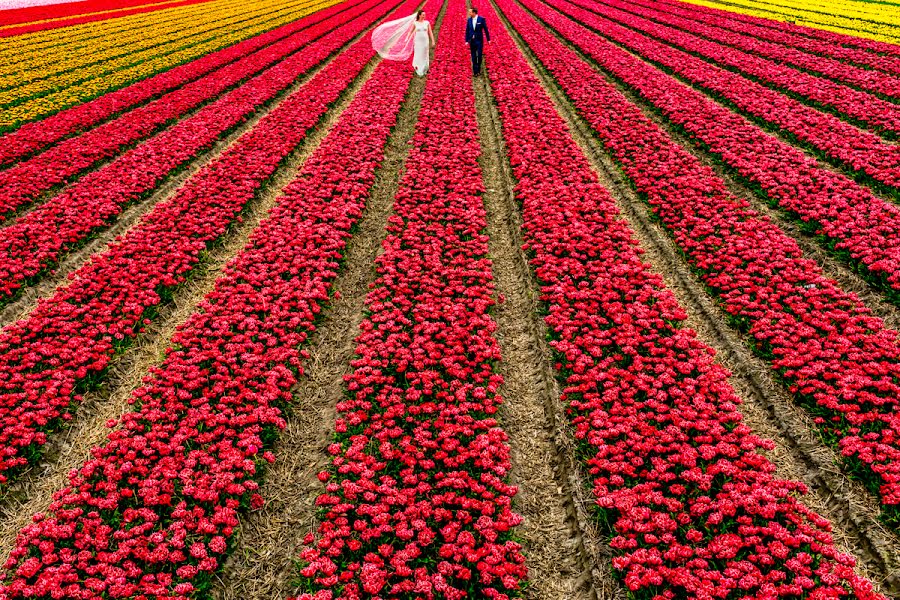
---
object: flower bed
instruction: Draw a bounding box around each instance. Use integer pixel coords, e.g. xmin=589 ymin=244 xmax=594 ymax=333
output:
xmin=0 ymin=0 xmax=206 ymax=32
xmin=0 ymin=0 xmax=342 ymax=166
xmin=557 ymin=0 xmax=900 ymax=190
xmin=507 ymin=0 xmax=900 ymax=528
xmin=0 ymin=7 xmax=421 ymax=595
xmin=484 ymin=0 xmax=885 ymax=596
xmin=538 ymin=0 xmax=900 ymax=302
xmin=0 ymin=0 xmax=344 ymax=129
xmin=0 ymin=0 xmax=393 ymax=304
xmin=625 ymin=0 xmax=900 ymax=76
xmin=601 ymin=0 xmax=900 ymax=101
xmin=293 ymin=1 xmax=527 ymax=597
xmin=577 ymin=0 xmax=900 ymax=144
xmin=0 ymin=2 xmax=396 ymax=486
xmin=0 ymin=0 xmax=368 ymax=221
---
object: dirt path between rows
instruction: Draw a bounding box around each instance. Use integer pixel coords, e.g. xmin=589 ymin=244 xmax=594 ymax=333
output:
xmin=0 ymin=42 xmax=386 ymax=569
xmin=473 ymin=54 xmax=624 ymax=600
xmin=494 ymin=0 xmax=900 ymax=594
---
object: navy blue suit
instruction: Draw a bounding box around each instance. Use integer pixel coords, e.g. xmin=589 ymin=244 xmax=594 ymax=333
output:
xmin=465 ymin=15 xmax=489 ymax=75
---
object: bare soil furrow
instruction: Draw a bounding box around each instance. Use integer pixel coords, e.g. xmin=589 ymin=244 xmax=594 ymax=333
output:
xmin=213 ymin=47 xmax=435 ymax=600
xmin=473 ymin=69 xmax=617 ymax=600
xmin=0 ymin=46 xmax=383 ymax=566
xmin=495 ymin=0 xmax=900 ymax=594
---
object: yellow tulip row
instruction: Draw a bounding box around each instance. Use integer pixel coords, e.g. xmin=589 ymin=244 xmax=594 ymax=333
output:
xmin=0 ymin=0 xmax=314 ymax=93
xmin=682 ymin=0 xmax=900 ymax=44
xmin=1 ymin=0 xmax=333 ymax=129
xmin=0 ymin=0 xmax=193 ymax=32
xmin=4 ymin=0 xmax=233 ymax=55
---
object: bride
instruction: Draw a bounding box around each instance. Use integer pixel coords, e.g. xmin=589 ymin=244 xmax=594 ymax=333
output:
xmin=371 ymin=10 xmax=436 ymax=76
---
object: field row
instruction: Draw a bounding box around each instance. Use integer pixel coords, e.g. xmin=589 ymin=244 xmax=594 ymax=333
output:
xmin=2 ymin=0 xmax=900 ymax=597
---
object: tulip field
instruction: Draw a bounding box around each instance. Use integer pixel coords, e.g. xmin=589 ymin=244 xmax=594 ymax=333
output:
xmin=4 ymin=0 xmax=900 ymax=597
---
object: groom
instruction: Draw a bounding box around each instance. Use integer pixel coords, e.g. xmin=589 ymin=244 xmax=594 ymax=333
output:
xmin=465 ymin=7 xmax=490 ymax=76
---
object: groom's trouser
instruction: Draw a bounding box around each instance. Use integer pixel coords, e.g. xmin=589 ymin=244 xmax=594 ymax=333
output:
xmin=470 ymin=41 xmax=483 ymax=75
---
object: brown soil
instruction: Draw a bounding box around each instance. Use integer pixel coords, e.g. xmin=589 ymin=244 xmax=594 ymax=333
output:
xmin=473 ymin=69 xmax=619 ymax=600
xmin=0 ymin=41 xmax=384 ymax=569
xmin=493 ymin=0 xmax=900 ymax=594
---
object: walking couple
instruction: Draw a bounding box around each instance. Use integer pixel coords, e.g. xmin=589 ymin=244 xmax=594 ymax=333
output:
xmin=371 ymin=6 xmax=490 ymax=76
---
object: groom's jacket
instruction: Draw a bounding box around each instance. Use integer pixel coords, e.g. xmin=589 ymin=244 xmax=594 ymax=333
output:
xmin=465 ymin=16 xmax=489 ymax=46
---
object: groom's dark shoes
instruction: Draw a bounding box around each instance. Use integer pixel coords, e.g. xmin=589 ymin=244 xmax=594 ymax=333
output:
xmin=465 ymin=11 xmax=490 ymax=76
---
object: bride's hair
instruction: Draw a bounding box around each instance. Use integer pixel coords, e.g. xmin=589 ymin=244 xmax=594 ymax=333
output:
xmin=416 ymin=9 xmax=426 ymax=19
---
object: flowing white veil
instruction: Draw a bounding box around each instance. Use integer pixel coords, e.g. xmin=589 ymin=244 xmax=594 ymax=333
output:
xmin=371 ymin=14 xmax=417 ymax=61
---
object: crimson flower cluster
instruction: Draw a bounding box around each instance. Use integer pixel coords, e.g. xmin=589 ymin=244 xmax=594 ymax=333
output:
xmin=636 ymin=0 xmax=900 ymax=76
xmin=0 ymin=10 xmax=393 ymax=485
xmin=0 ymin=0 xmax=210 ymax=39
xmin=511 ymin=0 xmax=900 ymax=527
xmin=571 ymin=0 xmax=900 ymax=179
xmin=0 ymin=0 xmax=372 ymax=221
xmin=486 ymin=1 xmax=882 ymax=597
xmin=293 ymin=2 xmax=526 ymax=597
xmin=538 ymin=0 xmax=900 ymax=299
xmin=0 ymin=5 xmax=421 ymax=592
xmin=0 ymin=0 xmax=392 ymax=304
xmin=0 ymin=0 xmax=353 ymax=164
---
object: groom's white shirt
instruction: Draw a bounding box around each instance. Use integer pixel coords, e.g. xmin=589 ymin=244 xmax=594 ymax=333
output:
xmin=471 ymin=16 xmax=478 ymax=30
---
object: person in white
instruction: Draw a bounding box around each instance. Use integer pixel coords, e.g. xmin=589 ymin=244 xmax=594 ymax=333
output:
xmin=371 ymin=10 xmax=435 ymax=77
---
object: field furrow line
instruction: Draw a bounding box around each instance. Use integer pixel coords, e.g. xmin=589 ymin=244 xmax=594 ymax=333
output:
xmin=473 ymin=66 xmax=611 ymax=600
xmin=292 ymin=2 xmax=528 ymax=595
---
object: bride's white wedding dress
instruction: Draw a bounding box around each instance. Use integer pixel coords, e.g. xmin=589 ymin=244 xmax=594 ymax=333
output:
xmin=371 ymin=14 xmax=432 ymax=74
xmin=412 ymin=21 xmax=430 ymax=76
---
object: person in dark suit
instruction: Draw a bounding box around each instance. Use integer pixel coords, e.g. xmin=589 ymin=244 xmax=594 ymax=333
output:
xmin=465 ymin=7 xmax=490 ymax=76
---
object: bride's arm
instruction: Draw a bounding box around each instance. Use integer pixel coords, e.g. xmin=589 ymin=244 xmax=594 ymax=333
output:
xmin=429 ymin=22 xmax=435 ymax=47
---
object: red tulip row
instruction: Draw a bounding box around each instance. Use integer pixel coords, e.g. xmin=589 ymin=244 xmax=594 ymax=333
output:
xmin=624 ymin=0 xmax=900 ymax=76
xmin=0 ymin=0 xmax=370 ymax=221
xmin=557 ymin=0 xmax=900 ymax=192
xmin=576 ymin=0 xmax=900 ymax=144
xmin=660 ymin=0 xmax=900 ymax=59
xmin=0 ymin=6 xmax=392 ymax=486
xmin=536 ymin=0 xmax=900 ymax=302
xmin=508 ymin=0 xmax=900 ymax=526
xmin=293 ymin=1 xmax=527 ymax=598
xmin=0 ymin=0 xmax=345 ymax=164
xmin=0 ymin=9 xmax=420 ymax=595
xmin=485 ymin=2 xmax=884 ymax=596
xmin=597 ymin=1 xmax=900 ymax=101
xmin=0 ymin=0 xmax=396 ymax=306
